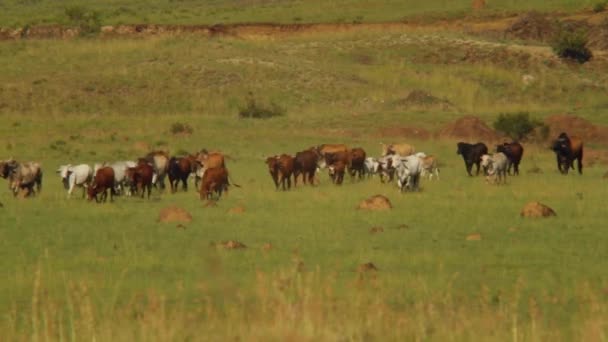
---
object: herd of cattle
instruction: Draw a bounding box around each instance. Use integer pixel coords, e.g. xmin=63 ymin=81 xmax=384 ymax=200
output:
xmin=0 ymin=132 xmax=585 ymax=202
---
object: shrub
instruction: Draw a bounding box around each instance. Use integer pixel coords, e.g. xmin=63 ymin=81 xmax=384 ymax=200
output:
xmin=238 ymin=94 xmax=285 ymax=119
xmin=493 ymin=112 xmax=546 ymax=141
xmin=593 ymin=1 xmax=607 ymax=13
xmin=551 ymin=28 xmax=592 ymax=63
xmin=170 ymin=122 xmax=193 ymax=135
xmin=65 ymin=6 xmax=101 ymax=36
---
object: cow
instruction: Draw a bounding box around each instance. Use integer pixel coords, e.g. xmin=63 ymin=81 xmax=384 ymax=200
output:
xmin=377 ymin=155 xmax=395 ymax=183
xmin=380 ymin=143 xmax=415 ymax=157
xmin=318 ymin=150 xmax=350 ymax=170
xmin=348 ymin=147 xmax=366 ymax=180
xmin=145 ymin=151 xmax=170 ymax=190
xmin=88 ymin=167 xmax=115 ymax=203
xmin=392 ymin=155 xmax=423 ymax=192
xmin=195 ymin=150 xmax=226 ymax=188
xmin=57 ymin=164 xmax=93 ymax=198
xmin=496 ymin=142 xmax=524 ymax=175
xmin=276 ymin=154 xmax=295 ymax=190
xmin=328 ymin=160 xmax=347 ymax=185
xmin=199 ymin=167 xmax=240 ymax=200
xmin=312 ymin=144 xmax=349 ymax=160
xmin=125 ymin=162 xmax=154 ymax=199
xmin=480 ymin=153 xmax=509 ymax=184
xmin=552 ymin=133 xmax=583 ymax=175
xmin=364 ymin=157 xmax=380 ymax=178
xmin=415 ymin=152 xmax=440 ymax=180
xmin=1 ymin=160 xmax=43 ymax=197
xmin=265 ymin=156 xmax=280 ymax=189
xmin=168 ymin=156 xmax=193 ymax=192
xmin=294 ymin=150 xmax=318 ymax=186
xmin=95 ymin=161 xmax=137 ymax=196
xmin=457 ymin=142 xmax=488 ymax=176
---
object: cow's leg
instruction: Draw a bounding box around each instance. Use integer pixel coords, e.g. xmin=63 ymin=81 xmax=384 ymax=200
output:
xmin=577 ymin=156 xmax=583 ymax=175
xmin=287 ymin=175 xmax=292 ymax=190
xmin=183 ymin=177 xmax=188 ymax=192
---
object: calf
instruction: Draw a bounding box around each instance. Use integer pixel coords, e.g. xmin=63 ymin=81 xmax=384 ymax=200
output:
xmin=168 ymin=156 xmax=193 ymax=192
xmin=349 ymin=147 xmax=366 ymax=180
xmin=496 ymin=142 xmax=524 ymax=175
xmin=415 ymin=152 xmax=440 ymax=180
xmin=57 ymin=164 xmax=92 ymax=198
xmin=457 ymin=142 xmax=488 ymax=176
xmin=125 ymin=162 xmax=154 ymax=199
xmin=328 ymin=160 xmax=347 ymax=185
xmin=294 ymin=150 xmax=318 ymax=186
xmin=481 ymin=153 xmax=509 ymax=184
xmin=552 ymin=133 xmax=583 ymax=175
xmin=277 ymin=154 xmax=295 ymax=190
xmin=88 ymin=167 xmax=115 ymax=203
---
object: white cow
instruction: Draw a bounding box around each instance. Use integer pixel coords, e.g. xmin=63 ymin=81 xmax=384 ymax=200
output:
xmin=363 ymin=157 xmax=380 ymax=177
xmin=481 ymin=153 xmax=508 ymax=184
xmin=415 ymin=152 xmax=440 ymax=180
xmin=392 ymin=155 xmax=423 ymax=192
xmin=57 ymin=164 xmax=93 ymax=198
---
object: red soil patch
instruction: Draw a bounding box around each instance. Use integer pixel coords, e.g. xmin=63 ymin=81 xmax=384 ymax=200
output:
xmin=521 ymin=202 xmax=556 ymax=218
xmin=544 ymin=115 xmax=608 ymax=145
xmin=583 ymin=148 xmax=608 ymax=167
xmin=504 ymin=12 xmax=558 ymax=42
xmin=437 ymin=115 xmax=504 ymax=142
xmin=158 ymin=206 xmax=193 ymax=223
xmin=357 ymin=195 xmax=392 ymax=211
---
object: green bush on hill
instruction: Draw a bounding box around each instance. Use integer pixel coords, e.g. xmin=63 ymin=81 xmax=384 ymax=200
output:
xmin=551 ymin=28 xmax=593 ymax=63
xmin=493 ymin=112 xmax=547 ymax=141
xmin=65 ymin=6 xmax=101 ymax=36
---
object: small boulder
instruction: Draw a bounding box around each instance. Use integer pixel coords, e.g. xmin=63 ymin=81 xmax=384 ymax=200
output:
xmin=158 ymin=206 xmax=193 ymax=223
xmin=521 ymin=202 xmax=556 ymax=218
xmin=357 ymin=195 xmax=392 ymax=211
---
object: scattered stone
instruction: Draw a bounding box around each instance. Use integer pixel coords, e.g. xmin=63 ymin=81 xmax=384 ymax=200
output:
xmin=357 ymin=195 xmax=392 ymax=211
xmin=158 ymin=206 xmax=193 ymax=223
xmin=521 ymin=202 xmax=556 ymax=218
xmin=466 ymin=233 xmax=482 ymax=241
xmin=369 ymin=226 xmax=384 ymax=234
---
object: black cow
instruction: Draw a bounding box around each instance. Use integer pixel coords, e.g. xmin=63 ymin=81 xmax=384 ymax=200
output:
xmin=552 ymin=132 xmax=583 ymax=175
xmin=457 ymin=142 xmax=488 ymax=176
xmin=496 ymin=142 xmax=524 ymax=175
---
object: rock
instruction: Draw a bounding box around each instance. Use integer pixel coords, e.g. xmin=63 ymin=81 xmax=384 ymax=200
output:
xmin=158 ymin=206 xmax=193 ymax=223
xmin=357 ymin=195 xmax=392 ymax=211
xmin=520 ymin=202 xmax=556 ymax=218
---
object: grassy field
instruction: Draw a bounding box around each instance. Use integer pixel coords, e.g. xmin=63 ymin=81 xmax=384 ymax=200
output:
xmin=0 ymin=0 xmax=603 ymax=27
xmin=1 ymin=24 xmax=608 ymax=340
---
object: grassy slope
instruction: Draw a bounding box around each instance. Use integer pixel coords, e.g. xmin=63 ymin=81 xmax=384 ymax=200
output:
xmin=0 ymin=0 xmax=600 ymax=27
xmin=1 ymin=26 xmax=608 ymax=340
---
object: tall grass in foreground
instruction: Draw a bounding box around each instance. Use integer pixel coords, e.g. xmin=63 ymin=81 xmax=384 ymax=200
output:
xmin=4 ymin=264 xmax=608 ymax=341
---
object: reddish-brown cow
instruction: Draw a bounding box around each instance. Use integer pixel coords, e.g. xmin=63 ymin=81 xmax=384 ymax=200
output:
xmin=168 ymin=156 xmax=193 ymax=192
xmin=126 ymin=162 xmax=154 ymax=199
xmin=88 ymin=167 xmax=115 ymax=203
xmin=199 ymin=167 xmax=239 ymax=200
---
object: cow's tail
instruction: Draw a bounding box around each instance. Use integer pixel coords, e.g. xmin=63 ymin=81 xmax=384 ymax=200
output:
xmin=227 ymin=174 xmax=241 ymax=188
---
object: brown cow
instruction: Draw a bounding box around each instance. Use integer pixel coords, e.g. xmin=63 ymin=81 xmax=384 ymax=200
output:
xmin=88 ymin=167 xmax=115 ymax=203
xmin=126 ymin=162 xmax=154 ymax=199
xmin=168 ymin=156 xmax=193 ymax=192
xmin=348 ymin=147 xmax=366 ymax=180
xmin=314 ymin=144 xmax=349 ymax=158
xmin=145 ymin=150 xmax=170 ymax=190
xmin=294 ymin=150 xmax=318 ymax=186
xmin=277 ymin=154 xmax=295 ymax=190
xmin=552 ymin=133 xmax=583 ymax=174
xmin=265 ymin=156 xmax=280 ymax=189
xmin=195 ymin=150 xmax=226 ymax=188
xmin=328 ymin=160 xmax=346 ymax=185
xmin=199 ymin=167 xmax=239 ymax=200
xmin=381 ymin=143 xmax=415 ymax=157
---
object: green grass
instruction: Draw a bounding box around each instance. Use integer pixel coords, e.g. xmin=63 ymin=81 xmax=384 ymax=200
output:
xmin=0 ymin=0 xmax=601 ymax=27
xmin=1 ymin=28 xmax=608 ymax=340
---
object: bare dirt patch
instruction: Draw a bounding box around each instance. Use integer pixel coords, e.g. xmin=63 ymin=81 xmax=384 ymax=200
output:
xmin=583 ymin=148 xmax=608 ymax=167
xmin=357 ymin=195 xmax=392 ymax=211
xmin=376 ymin=126 xmax=432 ymax=140
xmin=437 ymin=115 xmax=504 ymax=142
xmin=544 ymin=115 xmax=608 ymax=145
xmin=213 ymin=240 xmax=247 ymax=249
xmin=369 ymin=226 xmax=384 ymax=234
xmin=228 ymin=206 xmax=246 ymax=214
xmin=505 ymin=12 xmax=558 ymax=42
xmin=521 ymin=202 xmax=556 ymax=218
xmin=158 ymin=206 xmax=193 ymax=223
xmin=466 ymin=233 xmax=482 ymax=241
xmin=357 ymin=262 xmax=378 ymax=273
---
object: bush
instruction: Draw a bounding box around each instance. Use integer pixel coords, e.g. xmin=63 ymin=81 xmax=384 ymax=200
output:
xmin=65 ymin=6 xmax=101 ymax=36
xmin=493 ymin=112 xmax=546 ymax=141
xmin=238 ymin=94 xmax=285 ymax=119
xmin=593 ymin=1 xmax=607 ymax=13
xmin=170 ymin=122 xmax=193 ymax=135
xmin=551 ymin=28 xmax=592 ymax=63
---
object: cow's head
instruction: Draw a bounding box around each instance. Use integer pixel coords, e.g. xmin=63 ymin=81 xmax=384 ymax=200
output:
xmin=87 ymin=183 xmax=98 ymax=201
